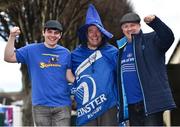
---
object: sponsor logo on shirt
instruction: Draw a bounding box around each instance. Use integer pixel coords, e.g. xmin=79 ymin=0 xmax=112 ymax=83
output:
xmin=39 ymin=53 xmax=61 ymax=68
xmin=40 ymin=62 xmax=61 ymax=68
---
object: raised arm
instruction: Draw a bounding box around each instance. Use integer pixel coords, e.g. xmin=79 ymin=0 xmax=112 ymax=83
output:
xmin=4 ymin=26 xmax=21 ymax=63
xmin=144 ymin=15 xmax=174 ymax=51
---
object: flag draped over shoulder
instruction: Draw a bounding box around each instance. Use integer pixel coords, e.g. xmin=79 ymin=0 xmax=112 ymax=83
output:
xmin=71 ymin=45 xmax=118 ymax=125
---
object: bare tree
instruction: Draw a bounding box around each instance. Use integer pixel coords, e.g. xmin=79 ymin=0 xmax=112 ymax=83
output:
xmin=0 ymin=0 xmax=132 ymax=125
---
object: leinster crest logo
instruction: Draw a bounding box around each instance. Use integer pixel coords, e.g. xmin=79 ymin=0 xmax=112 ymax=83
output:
xmin=76 ymin=75 xmax=96 ymax=105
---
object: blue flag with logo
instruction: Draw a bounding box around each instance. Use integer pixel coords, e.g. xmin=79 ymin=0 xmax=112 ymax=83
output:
xmin=71 ymin=45 xmax=118 ymax=125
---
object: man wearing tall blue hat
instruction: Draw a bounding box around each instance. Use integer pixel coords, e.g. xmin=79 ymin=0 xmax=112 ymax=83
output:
xmin=71 ymin=4 xmax=127 ymax=126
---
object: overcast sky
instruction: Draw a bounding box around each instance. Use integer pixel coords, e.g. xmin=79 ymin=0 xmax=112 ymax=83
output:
xmin=0 ymin=42 xmax=22 ymax=92
xmin=0 ymin=0 xmax=180 ymax=92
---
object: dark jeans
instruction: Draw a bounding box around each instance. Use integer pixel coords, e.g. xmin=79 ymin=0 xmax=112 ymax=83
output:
xmin=32 ymin=105 xmax=71 ymax=126
xmin=82 ymin=106 xmax=118 ymax=126
xmin=128 ymin=101 xmax=163 ymax=126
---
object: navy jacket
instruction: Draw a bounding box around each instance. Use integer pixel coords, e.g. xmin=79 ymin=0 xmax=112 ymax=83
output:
xmin=118 ymin=16 xmax=176 ymax=116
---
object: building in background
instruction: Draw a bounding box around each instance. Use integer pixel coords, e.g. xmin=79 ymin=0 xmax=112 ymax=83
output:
xmin=0 ymin=92 xmax=23 ymax=126
xmin=167 ymin=41 xmax=180 ymax=126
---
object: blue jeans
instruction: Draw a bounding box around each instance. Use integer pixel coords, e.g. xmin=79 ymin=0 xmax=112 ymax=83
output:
xmin=128 ymin=101 xmax=163 ymax=126
xmin=32 ymin=105 xmax=71 ymax=126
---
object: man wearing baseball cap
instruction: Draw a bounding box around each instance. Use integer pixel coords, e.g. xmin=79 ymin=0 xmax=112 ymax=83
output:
xmin=116 ymin=12 xmax=176 ymax=126
xmin=4 ymin=20 xmax=74 ymax=126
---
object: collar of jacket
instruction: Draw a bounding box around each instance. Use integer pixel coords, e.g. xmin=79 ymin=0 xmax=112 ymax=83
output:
xmin=116 ymin=37 xmax=128 ymax=49
xmin=116 ymin=30 xmax=143 ymax=49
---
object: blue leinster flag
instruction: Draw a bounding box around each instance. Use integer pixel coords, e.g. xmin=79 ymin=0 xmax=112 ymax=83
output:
xmin=72 ymin=50 xmax=118 ymax=125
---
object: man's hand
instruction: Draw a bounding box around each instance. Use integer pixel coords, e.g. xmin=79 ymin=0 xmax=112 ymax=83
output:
xmin=10 ymin=26 xmax=21 ymax=37
xmin=144 ymin=15 xmax=155 ymax=24
xmin=4 ymin=26 xmax=20 ymax=63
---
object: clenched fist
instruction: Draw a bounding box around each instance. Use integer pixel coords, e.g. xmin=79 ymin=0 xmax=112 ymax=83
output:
xmin=144 ymin=15 xmax=155 ymax=24
xmin=10 ymin=26 xmax=21 ymax=37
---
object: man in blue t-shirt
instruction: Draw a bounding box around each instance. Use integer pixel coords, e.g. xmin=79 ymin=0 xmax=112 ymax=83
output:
xmin=4 ymin=20 xmax=74 ymax=126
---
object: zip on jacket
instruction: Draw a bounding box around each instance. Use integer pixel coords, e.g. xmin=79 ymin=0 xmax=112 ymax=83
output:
xmin=132 ymin=35 xmax=148 ymax=116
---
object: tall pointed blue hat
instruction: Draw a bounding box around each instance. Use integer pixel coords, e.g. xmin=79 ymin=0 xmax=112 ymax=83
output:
xmin=78 ymin=4 xmax=113 ymax=42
